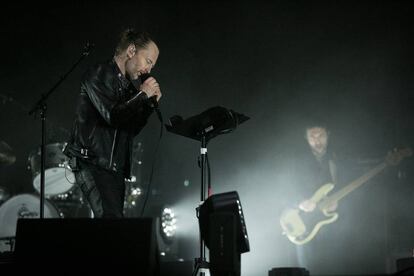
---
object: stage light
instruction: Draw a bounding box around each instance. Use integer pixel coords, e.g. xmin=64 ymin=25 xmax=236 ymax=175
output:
xmin=125 ymin=186 xmax=142 ymax=208
xmin=131 ymin=187 xmax=142 ymax=196
xmin=160 ymin=207 xmax=177 ymax=242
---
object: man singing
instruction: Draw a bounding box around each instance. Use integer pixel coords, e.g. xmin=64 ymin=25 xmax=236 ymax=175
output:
xmin=64 ymin=28 xmax=161 ymax=218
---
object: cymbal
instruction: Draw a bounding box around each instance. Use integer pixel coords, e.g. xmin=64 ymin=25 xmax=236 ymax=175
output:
xmin=0 ymin=140 xmax=16 ymax=165
xmin=0 ymin=186 xmax=10 ymax=202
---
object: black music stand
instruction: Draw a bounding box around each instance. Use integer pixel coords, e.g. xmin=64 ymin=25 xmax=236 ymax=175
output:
xmin=165 ymin=106 xmax=249 ymax=276
xmin=28 ymin=43 xmax=93 ymax=218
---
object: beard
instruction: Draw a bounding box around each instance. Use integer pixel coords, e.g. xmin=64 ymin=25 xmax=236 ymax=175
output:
xmin=311 ymin=145 xmax=327 ymax=161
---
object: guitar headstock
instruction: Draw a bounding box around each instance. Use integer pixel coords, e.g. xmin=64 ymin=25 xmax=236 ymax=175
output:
xmin=385 ymin=148 xmax=413 ymax=166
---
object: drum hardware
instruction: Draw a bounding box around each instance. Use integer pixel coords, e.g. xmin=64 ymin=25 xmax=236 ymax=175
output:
xmin=0 ymin=140 xmax=16 ymax=166
xmin=27 ymin=143 xmax=76 ymax=197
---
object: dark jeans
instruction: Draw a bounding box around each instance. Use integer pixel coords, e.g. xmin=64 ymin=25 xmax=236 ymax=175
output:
xmin=74 ymin=160 xmax=125 ymax=218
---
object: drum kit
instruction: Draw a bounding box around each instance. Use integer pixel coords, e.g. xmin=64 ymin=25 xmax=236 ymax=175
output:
xmin=0 ymin=140 xmax=91 ymax=250
xmin=0 ymin=138 xmax=144 ymax=250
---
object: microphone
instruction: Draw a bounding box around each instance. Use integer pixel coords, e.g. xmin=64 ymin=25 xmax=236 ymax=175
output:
xmin=139 ymin=73 xmax=152 ymax=84
xmin=139 ymin=73 xmax=163 ymax=122
xmin=139 ymin=73 xmax=159 ymax=108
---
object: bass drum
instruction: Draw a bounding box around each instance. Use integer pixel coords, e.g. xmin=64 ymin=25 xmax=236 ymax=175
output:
xmin=0 ymin=194 xmax=60 ymax=238
xmin=28 ymin=143 xmax=75 ymax=196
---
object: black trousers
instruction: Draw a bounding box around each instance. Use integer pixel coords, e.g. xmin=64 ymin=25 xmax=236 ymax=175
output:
xmin=74 ymin=160 xmax=125 ymax=218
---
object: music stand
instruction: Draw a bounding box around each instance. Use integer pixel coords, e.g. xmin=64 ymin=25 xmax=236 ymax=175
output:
xmin=165 ymin=106 xmax=249 ymax=276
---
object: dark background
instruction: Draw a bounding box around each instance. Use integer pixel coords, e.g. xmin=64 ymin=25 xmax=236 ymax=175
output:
xmin=1 ymin=1 xmax=414 ymax=275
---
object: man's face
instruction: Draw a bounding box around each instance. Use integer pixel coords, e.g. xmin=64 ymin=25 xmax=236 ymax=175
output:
xmin=306 ymin=127 xmax=329 ymax=157
xmin=126 ymin=41 xmax=159 ymax=80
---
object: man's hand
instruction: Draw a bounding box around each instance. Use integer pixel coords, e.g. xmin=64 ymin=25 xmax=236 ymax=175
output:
xmin=299 ymin=199 xmax=316 ymax=212
xmin=140 ymin=77 xmax=162 ymax=101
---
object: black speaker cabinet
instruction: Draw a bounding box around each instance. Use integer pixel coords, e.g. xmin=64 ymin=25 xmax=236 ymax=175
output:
xmin=209 ymin=213 xmax=240 ymax=276
xmin=14 ymin=218 xmax=159 ymax=275
xmin=397 ymin=257 xmax=414 ymax=275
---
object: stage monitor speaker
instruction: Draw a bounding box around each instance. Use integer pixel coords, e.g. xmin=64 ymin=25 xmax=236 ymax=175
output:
xmin=14 ymin=218 xmax=159 ymax=275
xmin=209 ymin=213 xmax=240 ymax=276
xmin=396 ymin=257 xmax=414 ymax=275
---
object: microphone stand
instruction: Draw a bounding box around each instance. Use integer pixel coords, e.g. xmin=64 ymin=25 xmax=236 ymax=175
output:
xmin=28 ymin=42 xmax=94 ymax=218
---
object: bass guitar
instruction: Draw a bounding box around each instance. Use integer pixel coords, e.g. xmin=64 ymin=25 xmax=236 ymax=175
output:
xmin=279 ymin=148 xmax=412 ymax=245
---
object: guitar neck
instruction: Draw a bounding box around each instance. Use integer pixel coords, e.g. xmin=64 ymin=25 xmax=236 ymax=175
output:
xmin=321 ymin=161 xmax=388 ymax=208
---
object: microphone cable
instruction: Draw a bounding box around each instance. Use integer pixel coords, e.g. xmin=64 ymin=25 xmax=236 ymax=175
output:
xmin=140 ymin=101 xmax=164 ymax=217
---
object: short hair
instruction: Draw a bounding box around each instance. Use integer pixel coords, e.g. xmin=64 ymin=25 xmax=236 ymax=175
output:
xmin=305 ymin=124 xmax=328 ymax=132
xmin=304 ymin=120 xmax=330 ymax=138
xmin=115 ymin=28 xmax=154 ymax=56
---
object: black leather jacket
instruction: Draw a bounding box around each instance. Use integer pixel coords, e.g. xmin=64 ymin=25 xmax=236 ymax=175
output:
xmin=64 ymin=59 xmax=153 ymax=177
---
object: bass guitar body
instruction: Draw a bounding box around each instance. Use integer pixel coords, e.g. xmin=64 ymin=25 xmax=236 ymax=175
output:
xmin=280 ymin=183 xmax=338 ymax=245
